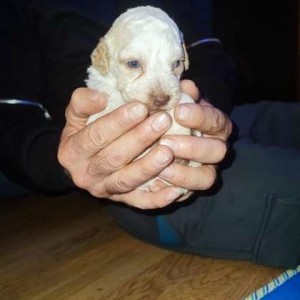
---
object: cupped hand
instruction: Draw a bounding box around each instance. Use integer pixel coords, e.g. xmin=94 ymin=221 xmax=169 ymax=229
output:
xmin=58 ymin=88 xmax=184 ymax=209
xmin=158 ymin=80 xmax=232 ymax=199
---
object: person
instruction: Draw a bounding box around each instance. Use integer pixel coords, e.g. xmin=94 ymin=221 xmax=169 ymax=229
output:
xmin=1 ymin=0 xmax=299 ymax=268
xmin=0 ymin=0 xmax=235 ymax=201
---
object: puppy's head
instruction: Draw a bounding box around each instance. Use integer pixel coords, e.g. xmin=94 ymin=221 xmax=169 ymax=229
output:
xmin=91 ymin=6 xmax=189 ymax=112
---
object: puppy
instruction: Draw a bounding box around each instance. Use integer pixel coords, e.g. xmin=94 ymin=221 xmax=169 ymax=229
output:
xmin=86 ymin=6 xmax=201 ymax=194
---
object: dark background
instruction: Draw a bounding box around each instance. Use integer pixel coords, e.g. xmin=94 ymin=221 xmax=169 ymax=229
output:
xmin=0 ymin=0 xmax=299 ymax=107
xmin=214 ymin=0 xmax=299 ymax=104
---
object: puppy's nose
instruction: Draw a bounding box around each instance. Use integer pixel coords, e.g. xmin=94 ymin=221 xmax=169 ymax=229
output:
xmin=152 ymin=94 xmax=170 ymax=107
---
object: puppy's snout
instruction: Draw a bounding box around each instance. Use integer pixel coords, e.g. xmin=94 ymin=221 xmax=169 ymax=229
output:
xmin=151 ymin=93 xmax=170 ymax=107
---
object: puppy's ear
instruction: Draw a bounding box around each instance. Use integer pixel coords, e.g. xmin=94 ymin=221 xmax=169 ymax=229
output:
xmin=91 ymin=38 xmax=110 ymax=76
xmin=183 ymin=43 xmax=189 ymax=70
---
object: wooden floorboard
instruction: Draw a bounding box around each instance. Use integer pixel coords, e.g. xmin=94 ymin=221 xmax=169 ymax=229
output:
xmin=0 ymin=192 xmax=282 ymax=300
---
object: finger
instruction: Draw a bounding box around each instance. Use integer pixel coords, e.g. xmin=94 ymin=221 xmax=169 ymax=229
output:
xmin=174 ymin=101 xmax=232 ymax=140
xmin=102 ymin=145 xmax=174 ymax=194
xmin=176 ymin=191 xmax=194 ymax=202
xmin=199 ymin=100 xmax=232 ymax=138
xmin=64 ymin=88 xmax=108 ymax=134
xmin=110 ymin=187 xmax=185 ymax=209
xmin=160 ymin=135 xmax=227 ymax=164
xmin=159 ymin=163 xmax=217 ymax=191
xmin=180 ymin=80 xmax=200 ymax=100
xmin=147 ymin=178 xmax=170 ymax=192
xmin=64 ymin=101 xmax=149 ymax=162
xmin=89 ymin=112 xmax=172 ymax=174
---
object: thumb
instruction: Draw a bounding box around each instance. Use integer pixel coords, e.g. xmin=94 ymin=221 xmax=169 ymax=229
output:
xmin=64 ymin=88 xmax=107 ymax=134
xmin=180 ymin=79 xmax=200 ymax=101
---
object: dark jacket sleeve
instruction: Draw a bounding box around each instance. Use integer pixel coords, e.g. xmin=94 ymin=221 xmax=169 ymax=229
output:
xmin=0 ymin=0 xmax=107 ymax=193
xmin=0 ymin=104 xmax=73 ymax=193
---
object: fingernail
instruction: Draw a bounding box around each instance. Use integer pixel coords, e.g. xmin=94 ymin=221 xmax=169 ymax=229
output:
xmin=159 ymin=166 xmax=173 ymax=178
xmin=151 ymin=113 xmax=171 ymax=132
xmin=159 ymin=138 xmax=178 ymax=151
xmin=129 ymin=103 xmax=147 ymax=120
xmin=177 ymin=105 xmax=191 ymax=121
xmin=155 ymin=149 xmax=172 ymax=165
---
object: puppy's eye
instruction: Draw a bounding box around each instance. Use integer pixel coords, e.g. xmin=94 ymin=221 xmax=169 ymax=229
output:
xmin=127 ymin=60 xmax=141 ymax=68
xmin=172 ymin=60 xmax=182 ymax=69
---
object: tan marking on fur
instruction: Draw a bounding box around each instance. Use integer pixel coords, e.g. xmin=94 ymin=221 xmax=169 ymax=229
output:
xmin=91 ymin=38 xmax=110 ymax=75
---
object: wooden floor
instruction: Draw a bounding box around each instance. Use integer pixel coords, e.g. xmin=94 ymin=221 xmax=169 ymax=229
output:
xmin=0 ymin=192 xmax=283 ymax=300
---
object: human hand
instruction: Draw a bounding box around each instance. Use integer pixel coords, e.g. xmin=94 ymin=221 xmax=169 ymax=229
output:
xmin=58 ymin=88 xmax=184 ymax=209
xmin=158 ymin=80 xmax=232 ymax=200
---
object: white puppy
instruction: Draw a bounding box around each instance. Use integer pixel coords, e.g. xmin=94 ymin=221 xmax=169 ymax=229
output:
xmin=86 ymin=6 xmax=200 ymax=194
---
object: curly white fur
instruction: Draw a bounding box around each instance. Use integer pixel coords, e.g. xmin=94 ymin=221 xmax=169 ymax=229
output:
xmin=86 ymin=6 xmax=201 ymax=194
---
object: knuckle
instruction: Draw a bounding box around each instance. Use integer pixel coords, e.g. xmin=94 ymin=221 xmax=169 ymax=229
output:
xmin=203 ymin=107 xmax=225 ymax=134
xmin=70 ymin=166 xmax=100 ymax=191
xmin=116 ymin=177 xmax=133 ymax=192
xmin=57 ymin=141 xmax=76 ymax=168
xmin=103 ymin=149 xmax=126 ymax=169
xmin=89 ymin=155 xmax=131 ymax=184
xmin=71 ymin=172 xmax=90 ymax=190
xmin=212 ymin=109 xmax=225 ymax=131
xmin=107 ymin=176 xmax=134 ymax=194
xmin=89 ymin=151 xmax=125 ymax=175
xmin=215 ymin=106 xmax=223 ymax=120
xmin=86 ymin=156 xmax=108 ymax=177
xmin=87 ymin=123 xmax=106 ymax=149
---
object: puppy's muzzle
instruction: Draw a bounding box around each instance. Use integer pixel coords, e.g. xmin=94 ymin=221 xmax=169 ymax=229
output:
xmin=149 ymin=93 xmax=170 ymax=109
